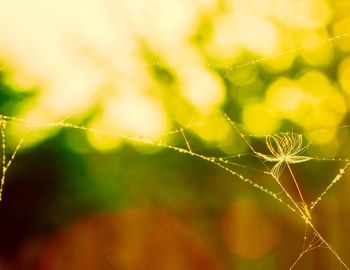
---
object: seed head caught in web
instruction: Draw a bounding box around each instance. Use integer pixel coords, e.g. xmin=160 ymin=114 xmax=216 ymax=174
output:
xmin=257 ymin=133 xmax=312 ymax=178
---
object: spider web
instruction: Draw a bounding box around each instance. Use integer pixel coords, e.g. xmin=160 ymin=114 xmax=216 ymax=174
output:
xmin=1 ymin=30 xmax=350 ymax=269
xmin=1 ymin=113 xmax=350 ymax=269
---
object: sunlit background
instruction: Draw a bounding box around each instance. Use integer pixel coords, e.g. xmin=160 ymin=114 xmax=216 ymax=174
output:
xmin=0 ymin=0 xmax=350 ymax=269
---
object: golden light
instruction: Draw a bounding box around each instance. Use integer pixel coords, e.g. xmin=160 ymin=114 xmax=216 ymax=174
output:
xmin=208 ymin=10 xmax=279 ymax=63
xmin=298 ymin=70 xmax=333 ymax=104
xmin=306 ymin=130 xmax=338 ymax=151
xmin=206 ymin=13 xmax=242 ymax=64
xmin=333 ymin=16 xmax=350 ymax=51
xmin=299 ymin=30 xmax=333 ymax=67
xmin=191 ymin=112 xmax=231 ymax=143
xmin=242 ymin=102 xmax=280 ymax=135
xmin=265 ymin=78 xmax=305 ymax=117
xmin=0 ymin=0 xmax=201 ymax=138
xmin=234 ymin=15 xmax=279 ymax=55
xmin=228 ymin=0 xmax=272 ymax=18
xmin=313 ymin=94 xmax=347 ymax=128
xmin=179 ymin=66 xmax=225 ymax=114
xmin=105 ymin=93 xmax=168 ymax=137
xmin=297 ymin=71 xmax=347 ymax=144
xmin=87 ymin=93 xmax=168 ymax=151
xmin=262 ymin=32 xmax=297 ymax=72
xmin=0 ymin=0 xmax=347 ymax=151
xmin=227 ymin=65 xmax=258 ymax=86
xmin=86 ymin=118 xmax=123 ymax=152
xmin=338 ymin=56 xmax=350 ymax=94
xmin=272 ymin=0 xmax=332 ymax=30
xmin=120 ymin=0 xmax=199 ymax=43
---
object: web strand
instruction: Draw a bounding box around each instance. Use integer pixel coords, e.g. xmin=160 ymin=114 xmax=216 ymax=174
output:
xmin=310 ymin=161 xmax=350 ymax=211
xmin=223 ymin=113 xmax=349 ymax=269
xmin=0 ymin=10 xmax=350 ymax=270
xmin=214 ymin=32 xmax=349 ymax=78
xmin=0 ymin=120 xmax=26 ymax=201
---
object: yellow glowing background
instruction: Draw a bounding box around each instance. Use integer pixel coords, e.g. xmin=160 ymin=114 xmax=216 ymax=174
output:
xmin=0 ymin=0 xmax=350 ymax=269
